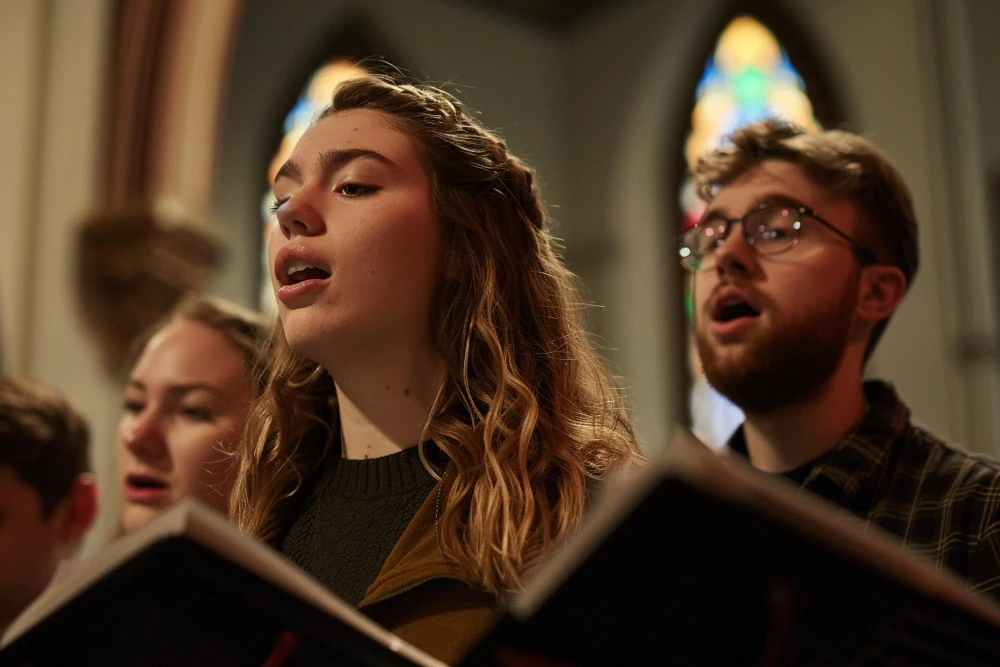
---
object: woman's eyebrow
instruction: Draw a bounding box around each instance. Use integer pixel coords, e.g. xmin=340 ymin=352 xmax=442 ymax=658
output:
xmin=273 ymin=148 xmax=400 ymax=189
xmin=273 ymin=159 xmax=302 ymax=187
xmin=316 ymin=148 xmax=401 ymax=176
xmin=166 ymin=383 xmax=224 ymax=397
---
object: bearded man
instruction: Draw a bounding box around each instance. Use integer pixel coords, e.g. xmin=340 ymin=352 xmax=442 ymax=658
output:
xmin=680 ymin=119 xmax=1000 ymax=600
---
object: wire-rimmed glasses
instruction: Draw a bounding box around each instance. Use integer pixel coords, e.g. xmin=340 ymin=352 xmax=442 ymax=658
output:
xmin=677 ymin=203 xmax=877 ymax=272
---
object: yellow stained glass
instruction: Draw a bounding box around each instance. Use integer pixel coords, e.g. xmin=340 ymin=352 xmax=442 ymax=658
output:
xmin=684 ymin=15 xmax=820 ymax=171
xmin=716 ymin=16 xmax=781 ymax=74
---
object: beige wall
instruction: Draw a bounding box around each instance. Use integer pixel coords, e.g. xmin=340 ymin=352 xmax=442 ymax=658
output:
xmin=559 ymin=1 xmax=730 ymax=452
xmin=0 ymin=0 xmax=45 ymax=377
xmin=0 ymin=0 xmax=119 ymax=552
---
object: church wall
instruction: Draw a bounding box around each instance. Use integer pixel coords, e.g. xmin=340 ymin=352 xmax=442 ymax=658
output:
xmin=0 ymin=0 xmax=44 ymax=379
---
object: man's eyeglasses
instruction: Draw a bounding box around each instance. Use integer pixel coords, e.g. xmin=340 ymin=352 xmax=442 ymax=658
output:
xmin=677 ymin=203 xmax=878 ymax=272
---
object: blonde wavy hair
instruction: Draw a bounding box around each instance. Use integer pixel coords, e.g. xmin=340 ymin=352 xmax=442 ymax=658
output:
xmin=230 ymin=74 xmax=641 ymax=594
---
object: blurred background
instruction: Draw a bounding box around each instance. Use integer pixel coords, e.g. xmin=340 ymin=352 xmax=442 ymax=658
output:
xmin=1 ymin=0 xmax=998 ymax=550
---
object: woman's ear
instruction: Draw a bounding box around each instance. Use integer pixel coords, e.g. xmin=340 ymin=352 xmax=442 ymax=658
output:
xmin=856 ymin=264 xmax=907 ymax=323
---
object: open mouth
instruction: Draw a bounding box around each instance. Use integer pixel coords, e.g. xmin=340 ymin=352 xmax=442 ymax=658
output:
xmin=711 ymin=296 xmax=761 ymax=323
xmin=713 ymin=300 xmax=761 ymax=322
xmin=274 ymin=247 xmax=333 ymax=288
xmin=126 ymin=474 xmax=168 ymax=491
xmin=285 ymin=260 xmax=332 ymax=285
xmin=287 ymin=261 xmax=330 ymax=285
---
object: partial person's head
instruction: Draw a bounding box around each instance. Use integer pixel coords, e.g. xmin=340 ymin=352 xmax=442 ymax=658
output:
xmin=0 ymin=378 xmax=95 ymax=629
xmin=680 ymin=119 xmax=917 ymax=414
xmin=117 ymin=295 xmax=269 ymax=533
xmin=237 ymin=73 xmax=639 ymax=593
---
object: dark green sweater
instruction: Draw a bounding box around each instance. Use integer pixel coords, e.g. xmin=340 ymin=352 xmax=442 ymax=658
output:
xmin=280 ymin=445 xmax=439 ymax=607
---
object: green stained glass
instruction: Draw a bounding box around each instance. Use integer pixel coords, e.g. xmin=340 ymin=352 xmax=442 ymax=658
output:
xmin=735 ymin=68 xmax=767 ymax=106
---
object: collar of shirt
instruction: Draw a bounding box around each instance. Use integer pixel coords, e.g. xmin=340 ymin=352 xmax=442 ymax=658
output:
xmin=725 ymin=381 xmax=910 ymax=514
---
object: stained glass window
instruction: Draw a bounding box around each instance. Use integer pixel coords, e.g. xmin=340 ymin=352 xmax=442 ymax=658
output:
xmin=259 ymin=59 xmax=370 ymax=312
xmin=681 ymin=15 xmax=821 ymax=447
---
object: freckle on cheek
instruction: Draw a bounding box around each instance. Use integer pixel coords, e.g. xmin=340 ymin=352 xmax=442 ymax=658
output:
xmin=404 ymin=388 xmax=411 ymax=396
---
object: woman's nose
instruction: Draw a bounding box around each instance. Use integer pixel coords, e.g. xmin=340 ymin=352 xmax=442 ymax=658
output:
xmin=275 ymin=193 xmax=326 ymax=239
xmin=122 ymin=410 xmax=168 ymax=459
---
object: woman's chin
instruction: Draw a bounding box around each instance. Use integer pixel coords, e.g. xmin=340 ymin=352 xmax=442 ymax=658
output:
xmin=121 ymin=502 xmax=169 ymax=534
xmin=282 ymin=328 xmax=338 ymax=368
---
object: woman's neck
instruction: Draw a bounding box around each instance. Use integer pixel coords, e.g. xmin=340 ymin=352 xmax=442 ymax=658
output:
xmin=326 ymin=335 xmax=445 ymax=461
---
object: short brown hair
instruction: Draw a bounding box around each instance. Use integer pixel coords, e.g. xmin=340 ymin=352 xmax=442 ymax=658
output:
xmin=691 ymin=118 xmax=919 ymax=357
xmin=0 ymin=377 xmax=90 ymax=516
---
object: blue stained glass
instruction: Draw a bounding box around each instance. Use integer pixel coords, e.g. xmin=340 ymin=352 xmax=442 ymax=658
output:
xmin=696 ymin=63 xmax=722 ymax=97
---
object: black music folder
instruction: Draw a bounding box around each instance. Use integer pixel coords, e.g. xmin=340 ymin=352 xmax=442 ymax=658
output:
xmin=461 ymin=430 xmax=1000 ymax=666
xmin=0 ymin=500 xmax=443 ymax=667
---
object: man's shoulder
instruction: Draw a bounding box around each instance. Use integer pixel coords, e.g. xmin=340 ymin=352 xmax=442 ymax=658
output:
xmin=863 ymin=380 xmax=1000 ymax=491
xmin=898 ymin=422 xmax=1000 ymax=497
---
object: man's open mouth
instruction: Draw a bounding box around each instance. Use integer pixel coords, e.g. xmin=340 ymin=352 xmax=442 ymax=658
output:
xmin=712 ymin=299 xmax=761 ymax=322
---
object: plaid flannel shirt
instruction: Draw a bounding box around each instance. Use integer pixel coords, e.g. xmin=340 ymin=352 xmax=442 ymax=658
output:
xmin=727 ymin=380 xmax=1000 ymax=600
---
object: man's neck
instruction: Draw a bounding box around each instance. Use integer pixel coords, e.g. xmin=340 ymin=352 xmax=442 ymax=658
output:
xmin=741 ymin=364 xmax=867 ymax=473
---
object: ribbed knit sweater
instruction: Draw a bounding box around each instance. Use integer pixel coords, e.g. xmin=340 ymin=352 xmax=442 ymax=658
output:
xmin=280 ymin=445 xmax=439 ymax=607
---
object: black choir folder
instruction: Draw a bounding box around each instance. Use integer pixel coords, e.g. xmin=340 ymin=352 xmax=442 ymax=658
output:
xmin=461 ymin=430 xmax=1000 ymax=667
xmin=0 ymin=500 xmax=444 ymax=667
